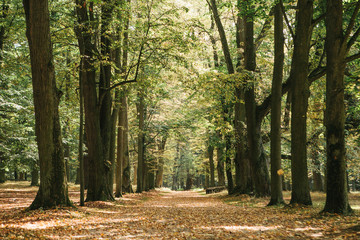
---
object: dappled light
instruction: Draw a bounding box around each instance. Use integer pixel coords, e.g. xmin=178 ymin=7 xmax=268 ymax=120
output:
xmin=1 ymin=184 xmax=360 ymax=239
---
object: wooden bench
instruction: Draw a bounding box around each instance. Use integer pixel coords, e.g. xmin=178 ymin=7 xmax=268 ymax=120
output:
xmin=205 ymin=186 xmax=226 ymax=194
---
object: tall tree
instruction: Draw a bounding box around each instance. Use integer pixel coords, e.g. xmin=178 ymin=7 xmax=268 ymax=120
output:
xmin=289 ymin=0 xmax=313 ymax=206
xmin=208 ymin=0 xmax=235 ymax=193
xmin=23 ymin=0 xmax=71 ymax=209
xmin=268 ymin=1 xmax=285 ymax=206
xmin=136 ymin=91 xmax=146 ymax=193
xmin=323 ymin=0 xmax=360 ymax=214
xmin=75 ymin=0 xmax=114 ymax=201
xmin=242 ymin=0 xmax=270 ymax=197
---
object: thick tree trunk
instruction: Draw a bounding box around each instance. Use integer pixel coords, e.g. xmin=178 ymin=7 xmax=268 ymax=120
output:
xmin=234 ymin=87 xmax=252 ymax=194
xmin=75 ymin=0 xmax=114 ymax=201
xmin=24 ymin=0 xmax=71 ymax=209
xmin=243 ymin=4 xmax=270 ymax=197
xmin=268 ymin=3 xmax=285 ymax=206
xmin=323 ymin=0 xmax=352 ymax=214
xmin=99 ymin=0 xmax=114 ymax=198
xmin=289 ymin=0 xmax=313 ymax=206
xmin=233 ymin=14 xmax=252 ymax=194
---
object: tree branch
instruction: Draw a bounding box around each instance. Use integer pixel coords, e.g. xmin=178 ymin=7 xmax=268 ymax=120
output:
xmin=255 ymin=6 xmax=274 ymax=51
xmin=346 ymin=52 xmax=360 ymax=62
xmin=343 ymin=0 xmax=360 ymax=44
xmin=280 ymin=0 xmax=295 ymax=40
xmin=347 ymin=26 xmax=360 ymax=50
xmin=256 ymin=66 xmax=326 ymax=121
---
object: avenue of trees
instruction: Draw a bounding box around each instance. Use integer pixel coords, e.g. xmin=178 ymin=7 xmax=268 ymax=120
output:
xmin=1 ymin=0 xmax=360 ymax=215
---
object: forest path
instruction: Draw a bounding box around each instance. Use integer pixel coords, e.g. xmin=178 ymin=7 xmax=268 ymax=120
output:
xmin=1 ymin=183 xmax=360 ymax=239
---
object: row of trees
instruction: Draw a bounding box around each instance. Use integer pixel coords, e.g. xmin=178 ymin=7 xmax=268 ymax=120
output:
xmin=201 ymin=0 xmax=359 ymax=214
xmin=1 ymin=0 xmax=360 ymax=215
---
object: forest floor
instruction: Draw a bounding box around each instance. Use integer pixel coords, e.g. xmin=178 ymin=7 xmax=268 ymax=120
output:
xmin=1 ymin=182 xmax=360 ymax=239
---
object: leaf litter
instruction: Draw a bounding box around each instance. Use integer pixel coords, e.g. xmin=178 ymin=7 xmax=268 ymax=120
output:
xmin=1 ymin=182 xmax=360 ymax=239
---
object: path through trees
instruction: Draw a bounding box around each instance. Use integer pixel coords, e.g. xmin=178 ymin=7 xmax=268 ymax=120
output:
xmin=1 ymin=182 xmax=360 ymax=239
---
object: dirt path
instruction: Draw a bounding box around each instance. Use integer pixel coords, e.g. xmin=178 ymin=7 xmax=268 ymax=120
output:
xmin=1 ymin=183 xmax=360 ymax=239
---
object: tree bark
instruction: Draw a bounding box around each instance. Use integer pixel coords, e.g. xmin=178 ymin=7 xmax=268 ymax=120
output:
xmin=136 ymin=92 xmax=145 ymax=193
xmin=243 ymin=0 xmax=270 ymax=197
xmin=23 ymin=0 xmax=71 ymax=209
xmin=289 ymin=0 xmax=313 ymax=206
xmin=233 ymin=12 xmax=253 ymax=194
xmin=216 ymin=132 xmax=225 ymax=186
xmin=323 ymin=0 xmax=353 ymax=214
xmin=75 ymin=0 xmax=114 ymax=201
xmin=268 ymin=2 xmax=285 ymax=206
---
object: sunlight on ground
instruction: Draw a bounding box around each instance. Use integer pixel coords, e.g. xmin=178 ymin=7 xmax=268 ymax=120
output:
xmin=200 ymin=225 xmax=280 ymax=232
xmin=351 ymin=205 xmax=360 ymax=210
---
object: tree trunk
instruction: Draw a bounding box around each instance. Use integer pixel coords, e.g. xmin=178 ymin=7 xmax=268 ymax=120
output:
xmin=75 ymin=0 xmax=114 ymax=201
xmin=122 ymin=95 xmax=132 ymax=193
xmin=208 ymin=144 xmax=215 ymax=187
xmin=79 ymin=61 xmax=85 ymax=206
xmin=30 ymin=164 xmax=39 ymax=186
xmin=243 ymin=2 xmax=270 ymax=197
xmin=225 ymin=133 xmax=234 ymax=194
xmin=99 ymin=0 xmax=114 ymax=199
xmin=24 ymin=0 xmax=71 ymax=209
xmin=216 ymin=134 xmax=225 ymax=186
xmin=155 ymin=135 xmax=167 ymax=188
xmin=289 ymin=0 xmax=313 ymax=206
xmin=268 ymin=2 xmax=285 ymax=206
xmin=311 ymin=147 xmax=323 ymax=192
xmin=136 ymin=92 xmax=145 ymax=193
xmin=0 ymin=155 xmax=5 ymax=183
xmin=323 ymin=0 xmax=353 ymax=214
xmin=115 ymin=94 xmax=125 ymax=197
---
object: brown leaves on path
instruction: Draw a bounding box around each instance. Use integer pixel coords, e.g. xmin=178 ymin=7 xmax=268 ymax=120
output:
xmin=1 ymin=182 xmax=360 ymax=239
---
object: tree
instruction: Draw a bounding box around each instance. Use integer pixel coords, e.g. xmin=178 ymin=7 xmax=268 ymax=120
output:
xmin=242 ymin=0 xmax=270 ymax=197
xmin=323 ymin=0 xmax=360 ymax=215
xmin=75 ymin=0 xmax=114 ymax=201
xmin=289 ymin=0 xmax=313 ymax=206
xmin=268 ymin=1 xmax=285 ymax=206
xmin=23 ymin=0 xmax=71 ymax=209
